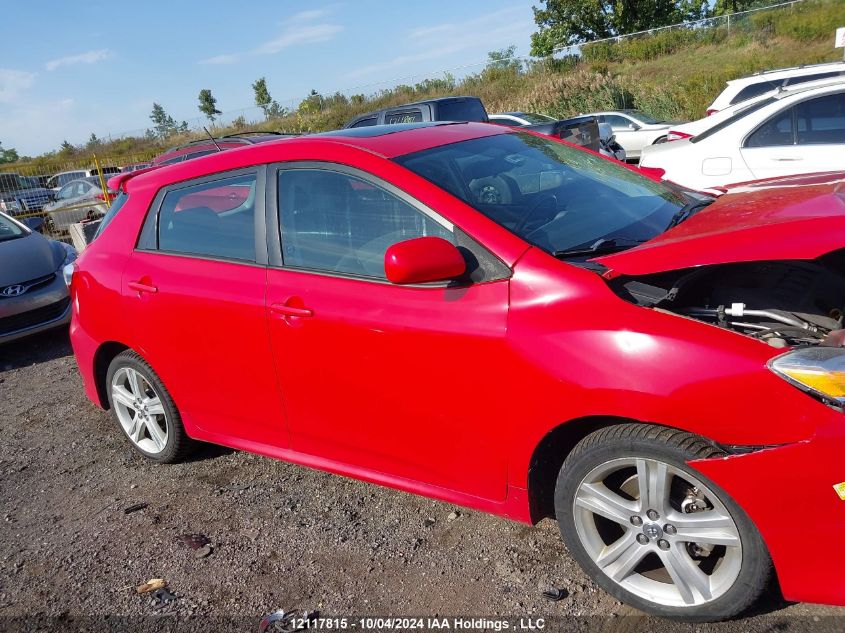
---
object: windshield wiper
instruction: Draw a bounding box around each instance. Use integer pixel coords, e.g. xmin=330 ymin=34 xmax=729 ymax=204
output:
xmin=553 ymin=237 xmax=648 ymax=258
xmin=665 ymin=198 xmax=714 ymax=231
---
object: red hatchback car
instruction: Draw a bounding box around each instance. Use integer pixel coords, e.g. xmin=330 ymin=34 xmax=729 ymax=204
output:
xmin=68 ymin=122 xmax=845 ymax=620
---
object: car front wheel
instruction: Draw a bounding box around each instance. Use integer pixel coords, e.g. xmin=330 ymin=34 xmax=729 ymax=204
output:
xmin=555 ymin=423 xmax=772 ymax=621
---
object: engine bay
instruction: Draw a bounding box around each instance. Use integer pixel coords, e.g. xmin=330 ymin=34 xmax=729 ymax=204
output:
xmin=609 ymin=250 xmax=845 ymax=348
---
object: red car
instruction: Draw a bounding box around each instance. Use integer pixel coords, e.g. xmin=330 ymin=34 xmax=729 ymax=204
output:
xmin=68 ymin=122 xmax=845 ymax=620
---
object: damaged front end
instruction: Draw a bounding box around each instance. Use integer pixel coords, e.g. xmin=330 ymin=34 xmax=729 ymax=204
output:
xmin=608 ymin=249 xmax=845 ymax=349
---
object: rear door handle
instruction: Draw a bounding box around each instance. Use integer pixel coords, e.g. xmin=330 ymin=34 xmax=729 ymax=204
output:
xmin=771 ymin=157 xmax=803 ymax=161
xmin=270 ymin=303 xmax=313 ymax=318
xmin=128 ymin=281 xmax=158 ymax=294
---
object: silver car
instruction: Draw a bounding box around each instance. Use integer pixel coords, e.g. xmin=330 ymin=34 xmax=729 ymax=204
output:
xmin=43 ymin=177 xmax=114 ymax=231
xmin=0 ymin=211 xmax=75 ymax=344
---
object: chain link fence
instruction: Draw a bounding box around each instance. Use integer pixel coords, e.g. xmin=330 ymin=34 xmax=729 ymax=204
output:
xmin=0 ymin=152 xmax=154 ymax=247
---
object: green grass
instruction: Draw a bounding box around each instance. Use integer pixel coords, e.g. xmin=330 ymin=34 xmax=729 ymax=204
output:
xmin=9 ymin=0 xmax=844 ymax=174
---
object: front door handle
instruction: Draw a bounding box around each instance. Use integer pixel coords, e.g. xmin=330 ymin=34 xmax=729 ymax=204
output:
xmin=270 ymin=303 xmax=313 ymax=318
xmin=128 ymin=281 xmax=158 ymax=294
xmin=771 ymin=157 xmax=803 ymax=161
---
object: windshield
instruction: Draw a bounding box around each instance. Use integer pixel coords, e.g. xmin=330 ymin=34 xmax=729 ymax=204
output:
xmin=394 ymin=132 xmax=686 ymax=256
xmin=0 ymin=173 xmax=33 ymax=192
xmin=627 ymin=110 xmax=664 ymax=124
xmin=0 ymin=213 xmax=27 ymax=242
xmin=520 ymin=112 xmax=557 ymax=124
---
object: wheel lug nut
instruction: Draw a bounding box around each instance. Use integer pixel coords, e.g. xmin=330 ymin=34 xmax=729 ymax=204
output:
xmin=646 ymin=509 xmax=660 ymax=520
xmin=636 ymin=534 xmax=649 ymax=545
xmin=630 ymin=516 xmax=643 ymax=526
xmin=664 ymin=524 xmax=676 ymax=535
xmin=657 ymin=539 xmax=670 ymax=550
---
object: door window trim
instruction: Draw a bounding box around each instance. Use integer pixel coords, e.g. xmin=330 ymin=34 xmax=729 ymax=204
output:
xmin=136 ymin=166 xmax=268 ymax=267
xmin=265 ymin=161 xmax=510 ymax=287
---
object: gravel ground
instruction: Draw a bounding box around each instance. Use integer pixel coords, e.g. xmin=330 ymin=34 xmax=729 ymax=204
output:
xmin=1 ymin=329 xmax=843 ymax=632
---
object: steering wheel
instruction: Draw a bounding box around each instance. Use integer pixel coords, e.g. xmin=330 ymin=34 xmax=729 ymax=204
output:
xmin=514 ymin=194 xmax=558 ymax=234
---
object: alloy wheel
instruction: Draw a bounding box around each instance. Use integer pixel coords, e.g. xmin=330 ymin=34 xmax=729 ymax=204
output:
xmin=572 ymin=457 xmax=742 ymax=608
xmin=110 ymin=366 xmax=169 ymax=454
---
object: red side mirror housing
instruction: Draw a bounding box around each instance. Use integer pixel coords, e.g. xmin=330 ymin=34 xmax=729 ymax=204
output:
xmin=384 ymin=236 xmax=466 ymax=285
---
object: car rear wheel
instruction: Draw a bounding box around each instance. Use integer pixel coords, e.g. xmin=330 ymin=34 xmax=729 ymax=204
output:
xmin=555 ymin=423 xmax=771 ymax=621
xmin=106 ymin=350 xmax=195 ymax=463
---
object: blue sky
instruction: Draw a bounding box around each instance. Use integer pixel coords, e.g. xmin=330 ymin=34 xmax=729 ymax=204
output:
xmin=0 ymin=1 xmax=536 ymax=156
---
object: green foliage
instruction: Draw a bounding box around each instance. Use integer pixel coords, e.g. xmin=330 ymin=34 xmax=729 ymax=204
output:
xmin=252 ymin=77 xmax=273 ymax=116
xmin=198 ymin=89 xmax=222 ymax=122
xmin=487 ymin=45 xmax=522 ymax=72
xmin=530 ymin=0 xmax=709 ymax=55
xmin=0 ymin=141 xmax=19 ymax=164
xmin=298 ymin=89 xmax=322 ymax=115
xmin=86 ymin=133 xmax=101 ymax=150
xmin=59 ymin=140 xmax=75 ymax=154
xmin=149 ymin=103 xmax=185 ymax=139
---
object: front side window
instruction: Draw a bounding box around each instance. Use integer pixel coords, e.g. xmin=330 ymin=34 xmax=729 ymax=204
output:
xmin=395 ymin=132 xmax=686 ymax=257
xmin=156 ymin=173 xmax=256 ymax=261
xmin=795 ymin=92 xmax=845 ymax=144
xmin=603 ymin=114 xmax=632 ymax=128
xmin=745 ymin=107 xmax=795 ymax=147
xmin=278 ymin=168 xmax=453 ymax=279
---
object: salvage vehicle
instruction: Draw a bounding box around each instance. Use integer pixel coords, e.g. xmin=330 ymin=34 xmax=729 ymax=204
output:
xmin=344 ymin=96 xmax=488 ymax=128
xmin=68 ymin=121 xmax=845 ymax=620
xmin=640 ymin=81 xmax=845 ymax=191
xmin=585 ymin=109 xmax=674 ymax=161
xmin=489 ymin=111 xmax=606 ymax=154
xmin=44 ymin=176 xmax=117 ymax=230
xmin=0 ymin=211 xmax=75 ymax=343
xmin=0 ymin=172 xmax=54 ymax=216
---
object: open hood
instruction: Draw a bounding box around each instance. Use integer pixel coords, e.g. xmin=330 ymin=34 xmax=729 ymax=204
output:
xmin=595 ymin=172 xmax=845 ymax=276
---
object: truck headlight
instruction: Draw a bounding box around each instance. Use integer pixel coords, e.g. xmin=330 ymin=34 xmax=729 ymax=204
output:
xmin=0 ymin=199 xmax=20 ymax=212
xmin=769 ymin=347 xmax=845 ymax=406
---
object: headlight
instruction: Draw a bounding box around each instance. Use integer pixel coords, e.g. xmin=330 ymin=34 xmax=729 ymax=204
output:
xmin=59 ymin=243 xmax=77 ymax=287
xmin=0 ymin=199 xmax=20 ymax=212
xmin=769 ymin=347 xmax=845 ymax=407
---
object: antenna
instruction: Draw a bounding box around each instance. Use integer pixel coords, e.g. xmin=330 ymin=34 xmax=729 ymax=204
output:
xmin=203 ymin=127 xmax=223 ymax=152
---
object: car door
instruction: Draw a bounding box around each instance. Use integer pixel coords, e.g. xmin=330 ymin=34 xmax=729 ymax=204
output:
xmin=603 ymin=114 xmax=644 ymax=155
xmin=121 ymin=168 xmax=288 ymax=447
xmin=265 ymin=163 xmax=512 ymax=501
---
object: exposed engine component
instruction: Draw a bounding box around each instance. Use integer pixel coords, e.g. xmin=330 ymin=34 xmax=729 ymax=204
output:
xmin=610 ymin=254 xmax=845 ymax=348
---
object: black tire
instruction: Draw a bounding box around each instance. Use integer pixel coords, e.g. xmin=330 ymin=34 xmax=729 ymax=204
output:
xmin=105 ymin=350 xmax=196 ymax=463
xmin=555 ymin=423 xmax=772 ymax=621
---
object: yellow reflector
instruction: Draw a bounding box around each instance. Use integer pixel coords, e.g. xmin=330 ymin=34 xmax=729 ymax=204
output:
xmin=780 ymin=369 xmax=845 ymax=399
xmin=834 ymin=482 xmax=845 ymax=501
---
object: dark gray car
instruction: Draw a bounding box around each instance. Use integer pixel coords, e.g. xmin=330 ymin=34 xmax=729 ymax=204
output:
xmin=0 ymin=211 xmax=76 ymax=344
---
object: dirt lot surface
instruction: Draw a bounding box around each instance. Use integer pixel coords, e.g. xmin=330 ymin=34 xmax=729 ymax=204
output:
xmin=1 ymin=330 xmax=843 ymax=632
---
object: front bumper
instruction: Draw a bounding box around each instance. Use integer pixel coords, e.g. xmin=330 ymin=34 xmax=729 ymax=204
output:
xmin=0 ymin=273 xmax=71 ymax=344
xmin=691 ymin=414 xmax=845 ymax=606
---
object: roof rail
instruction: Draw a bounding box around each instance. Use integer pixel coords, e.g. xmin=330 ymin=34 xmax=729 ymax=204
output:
xmin=752 ymin=60 xmax=845 ymax=76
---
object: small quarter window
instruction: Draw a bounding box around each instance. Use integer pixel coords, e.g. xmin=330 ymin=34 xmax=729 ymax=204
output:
xmin=157 ymin=173 xmax=257 ymax=261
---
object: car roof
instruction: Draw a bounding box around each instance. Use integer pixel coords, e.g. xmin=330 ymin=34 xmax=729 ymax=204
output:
xmin=728 ymin=61 xmax=845 ymax=85
xmin=126 ymin=122 xmax=510 ymax=192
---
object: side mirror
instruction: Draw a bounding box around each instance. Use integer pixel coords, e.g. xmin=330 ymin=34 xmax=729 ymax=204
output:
xmin=629 ymin=123 xmax=640 ymax=131
xmin=384 ymin=236 xmax=466 ymax=285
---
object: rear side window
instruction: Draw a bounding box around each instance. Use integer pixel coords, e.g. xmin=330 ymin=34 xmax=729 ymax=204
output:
xmin=156 ymin=173 xmax=257 ymax=261
xmin=437 ymin=99 xmax=487 ymax=122
xmin=93 ymin=192 xmax=129 ymax=239
xmin=745 ymin=108 xmax=794 ymax=147
xmin=277 ymin=168 xmax=453 ymax=279
xmin=729 ymin=80 xmax=781 ymax=105
xmin=384 ymin=110 xmax=423 ymax=124
xmin=160 ymin=155 xmax=185 ymax=166
xmin=350 ymin=117 xmax=378 ymax=128
xmin=795 ymin=92 xmax=845 ymax=144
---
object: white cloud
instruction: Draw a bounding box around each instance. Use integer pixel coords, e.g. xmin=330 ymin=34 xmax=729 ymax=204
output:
xmin=347 ymin=7 xmax=532 ymax=80
xmin=200 ymin=8 xmax=342 ymax=65
xmin=0 ymin=68 xmax=36 ymax=103
xmin=45 ymin=49 xmax=110 ymax=71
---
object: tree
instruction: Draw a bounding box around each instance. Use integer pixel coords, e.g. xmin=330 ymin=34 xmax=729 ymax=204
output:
xmin=150 ymin=102 xmax=179 ymax=139
xmin=59 ymin=140 xmax=75 ymax=154
xmin=486 ymin=45 xmax=522 ymax=72
xmin=252 ymin=77 xmax=273 ymax=116
xmin=198 ymin=89 xmax=222 ymax=122
xmin=711 ymin=0 xmax=758 ymax=16
xmin=0 ymin=141 xmax=19 ymax=164
xmin=86 ymin=132 xmax=101 ymax=149
xmin=530 ymin=0 xmax=708 ymax=55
